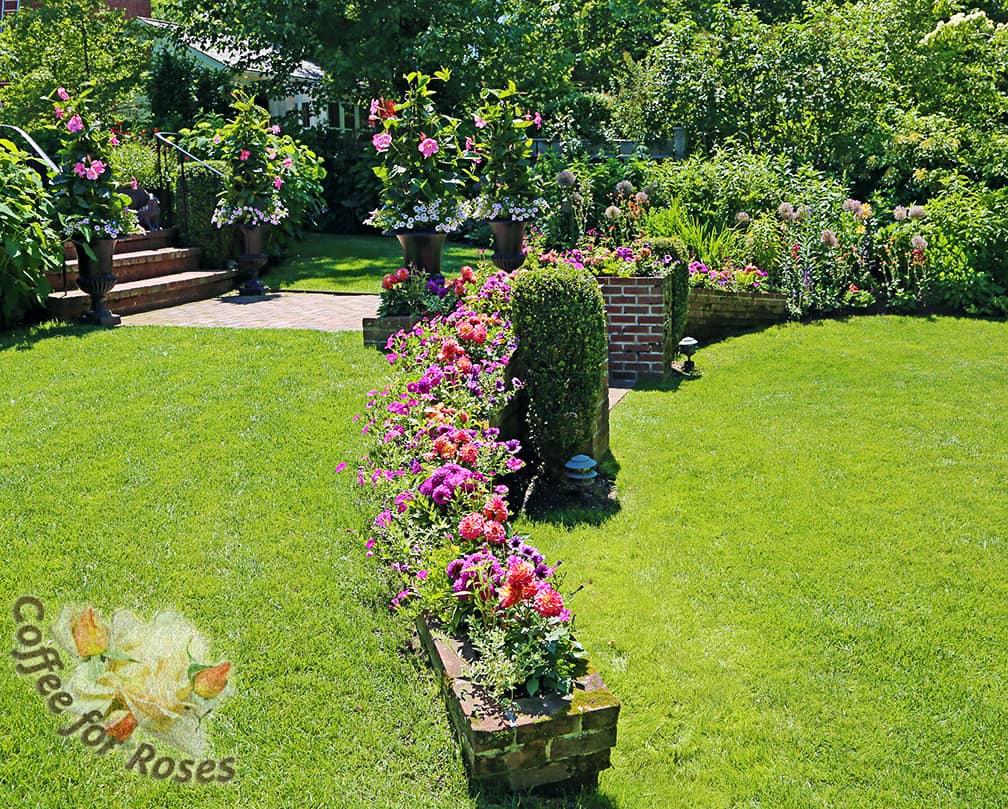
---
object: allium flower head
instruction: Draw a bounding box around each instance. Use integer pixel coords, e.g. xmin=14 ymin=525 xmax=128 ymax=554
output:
xmin=615 ymin=180 xmax=634 ymax=196
xmin=777 ymin=202 xmax=795 ymax=219
xmin=604 ymin=205 xmax=621 ymax=220
xmin=820 ymin=229 xmax=839 ymax=248
xmin=911 ymin=234 xmax=927 ymax=250
xmin=908 ymin=205 xmax=926 ymax=220
xmin=893 ymin=205 xmax=908 ymax=221
xmin=556 ymin=169 xmax=576 ymax=187
xmin=735 ymin=211 xmax=751 ymax=225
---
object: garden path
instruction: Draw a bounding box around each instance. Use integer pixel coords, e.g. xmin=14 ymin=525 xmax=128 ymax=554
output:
xmin=123 ymin=291 xmax=378 ymax=331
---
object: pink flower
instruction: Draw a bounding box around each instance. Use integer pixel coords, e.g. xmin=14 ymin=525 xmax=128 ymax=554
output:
xmin=464 ymin=137 xmax=475 ymax=152
xmin=72 ymin=162 xmax=87 ymax=178
xmin=458 ymin=513 xmax=485 ymax=541
xmin=282 ymin=157 xmax=293 ymax=169
xmin=416 ymin=570 xmax=428 ymax=581
xmin=66 ymin=115 xmax=84 ymax=134
xmin=418 ymin=137 xmax=439 ymax=158
xmin=533 ymin=586 xmax=566 ymax=618
xmin=533 ymin=112 xmax=542 ymax=129
xmin=53 ymin=105 xmax=65 ymax=120
xmin=474 ymin=115 xmax=488 ymax=129
xmin=109 ymin=134 xmax=119 ymax=147
xmin=213 ymin=135 xmax=222 ymax=145
xmin=369 ymin=98 xmax=380 ymax=123
xmin=271 ymin=125 xmax=281 ymax=134
xmin=85 ymin=160 xmax=105 ymax=180
xmin=335 ymin=461 xmax=347 ymax=473
xmin=483 ymin=520 xmax=505 ymax=543
xmin=130 ymin=176 xmax=138 ymax=190
xmin=274 ymin=175 xmax=283 ymax=190
xmin=57 ymin=87 xmax=70 ymax=101
xmin=239 ymin=149 xmax=251 ymax=161
xmin=266 ymin=148 xmax=277 ymax=160
xmin=372 ymin=132 xmax=392 ymax=153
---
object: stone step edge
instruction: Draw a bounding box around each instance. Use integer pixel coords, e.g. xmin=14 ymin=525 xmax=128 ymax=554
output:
xmin=47 ymin=269 xmax=239 ymax=301
xmin=63 ymin=246 xmax=201 ymax=271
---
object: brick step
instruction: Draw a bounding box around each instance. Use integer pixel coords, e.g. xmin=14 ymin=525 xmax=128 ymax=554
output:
xmin=50 ymin=247 xmax=201 ymax=290
xmin=62 ymin=228 xmax=179 ymax=260
xmin=46 ymin=269 xmax=240 ymax=320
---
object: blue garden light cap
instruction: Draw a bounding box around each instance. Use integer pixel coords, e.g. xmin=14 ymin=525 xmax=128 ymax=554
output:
xmin=565 ymin=454 xmax=598 ymax=472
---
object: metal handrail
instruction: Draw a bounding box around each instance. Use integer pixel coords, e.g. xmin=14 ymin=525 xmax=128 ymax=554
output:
xmin=0 ymin=124 xmax=59 ymax=173
xmin=153 ymin=131 xmax=224 ymax=176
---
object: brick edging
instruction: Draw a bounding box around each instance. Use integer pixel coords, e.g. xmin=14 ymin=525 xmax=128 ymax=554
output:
xmin=415 ymin=616 xmax=619 ymax=792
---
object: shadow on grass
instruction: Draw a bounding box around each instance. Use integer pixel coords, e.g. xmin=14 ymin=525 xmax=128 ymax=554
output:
xmin=474 ymin=785 xmax=619 ymax=809
xmin=0 ymin=320 xmax=101 ymax=352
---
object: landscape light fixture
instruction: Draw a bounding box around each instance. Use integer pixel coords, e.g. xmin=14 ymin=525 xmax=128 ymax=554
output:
xmin=678 ymin=336 xmax=699 ymax=374
xmin=564 ymin=454 xmax=598 ymax=490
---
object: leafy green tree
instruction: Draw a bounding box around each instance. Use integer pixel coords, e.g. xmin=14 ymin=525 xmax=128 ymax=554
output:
xmin=0 ymin=0 xmax=150 ymax=132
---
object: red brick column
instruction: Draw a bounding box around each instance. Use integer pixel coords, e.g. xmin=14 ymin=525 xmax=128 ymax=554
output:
xmin=597 ymin=276 xmax=673 ymax=379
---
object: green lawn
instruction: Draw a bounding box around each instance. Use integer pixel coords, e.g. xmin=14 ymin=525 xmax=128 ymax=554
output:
xmin=266 ymin=233 xmax=485 ymax=293
xmin=2 ymin=316 xmax=1007 ymax=808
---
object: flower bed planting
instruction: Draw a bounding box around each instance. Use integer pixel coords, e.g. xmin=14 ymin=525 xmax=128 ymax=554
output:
xmin=354 ymin=271 xmax=619 ymax=791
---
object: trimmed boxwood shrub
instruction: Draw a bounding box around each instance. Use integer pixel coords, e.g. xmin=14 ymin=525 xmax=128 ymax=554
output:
xmin=0 ymin=140 xmax=61 ymax=328
xmin=511 ymin=266 xmax=608 ymax=472
xmin=175 ymin=160 xmax=233 ymax=268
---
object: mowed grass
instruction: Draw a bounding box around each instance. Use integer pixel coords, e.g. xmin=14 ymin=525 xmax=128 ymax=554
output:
xmin=2 ymin=316 xmax=1007 ymax=808
xmin=0 ymin=325 xmax=478 ymax=808
xmin=523 ymin=315 xmax=1008 ymax=808
xmin=266 ymin=233 xmax=484 ymax=293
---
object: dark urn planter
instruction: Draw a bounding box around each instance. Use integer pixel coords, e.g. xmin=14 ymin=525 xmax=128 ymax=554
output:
xmin=490 ymin=220 xmax=527 ymax=271
xmin=237 ymin=224 xmax=268 ymax=296
xmin=72 ymin=238 xmax=121 ymax=327
xmin=395 ymin=231 xmax=446 ymax=276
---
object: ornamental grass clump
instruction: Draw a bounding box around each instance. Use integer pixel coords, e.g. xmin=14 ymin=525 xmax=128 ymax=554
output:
xmin=355 ymin=271 xmax=586 ymax=698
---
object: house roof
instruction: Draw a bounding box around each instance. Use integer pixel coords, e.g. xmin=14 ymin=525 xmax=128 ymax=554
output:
xmin=137 ymin=17 xmax=324 ymax=83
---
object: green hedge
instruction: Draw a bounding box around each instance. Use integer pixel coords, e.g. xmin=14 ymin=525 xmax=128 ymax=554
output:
xmin=511 ymin=266 xmax=608 ymax=471
xmin=0 ymin=140 xmax=61 ymax=328
xmin=175 ymin=161 xmax=233 ymax=268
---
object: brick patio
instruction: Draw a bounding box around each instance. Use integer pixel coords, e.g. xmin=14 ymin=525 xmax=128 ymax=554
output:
xmin=123 ymin=291 xmax=379 ymax=331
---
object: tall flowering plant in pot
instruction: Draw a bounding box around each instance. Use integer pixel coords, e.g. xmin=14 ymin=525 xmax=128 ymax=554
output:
xmin=465 ymin=82 xmax=547 ymax=271
xmin=364 ymin=70 xmax=470 ymax=278
xmin=206 ymin=90 xmax=290 ymax=294
xmin=48 ymin=85 xmax=135 ymax=326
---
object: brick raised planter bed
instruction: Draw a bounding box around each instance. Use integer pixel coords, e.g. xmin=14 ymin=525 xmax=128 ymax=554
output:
xmin=416 ymin=616 xmax=619 ymax=793
xmin=362 ymin=315 xmax=422 ymax=349
xmin=686 ymin=289 xmax=789 ymax=340
xmin=596 ymin=275 xmax=681 ymax=380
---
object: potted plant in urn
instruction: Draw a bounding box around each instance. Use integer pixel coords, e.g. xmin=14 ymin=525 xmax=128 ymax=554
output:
xmin=364 ymin=70 xmax=471 ymax=278
xmin=465 ymin=82 xmax=547 ymax=271
xmin=48 ymin=85 xmax=136 ymax=326
xmin=209 ymin=90 xmax=290 ymax=295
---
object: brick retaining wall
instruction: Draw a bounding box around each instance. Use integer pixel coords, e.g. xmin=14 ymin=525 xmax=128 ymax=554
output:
xmin=416 ymin=616 xmax=619 ymax=792
xmin=686 ymin=289 xmax=789 ymax=340
xmin=597 ymin=275 xmax=675 ymax=379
